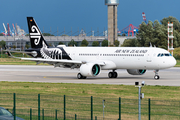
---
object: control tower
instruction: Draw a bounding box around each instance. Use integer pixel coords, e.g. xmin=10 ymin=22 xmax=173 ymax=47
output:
xmin=105 ymin=0 xmax=119 ymax=46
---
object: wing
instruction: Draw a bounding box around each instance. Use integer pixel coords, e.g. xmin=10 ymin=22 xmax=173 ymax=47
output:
xmin=21 ymin=58 xmax=106 ymax=68
xmin=6 ymin=50 xmax=107 ymax=69
xmin=22 ymin=58 xmax=82 ymax=64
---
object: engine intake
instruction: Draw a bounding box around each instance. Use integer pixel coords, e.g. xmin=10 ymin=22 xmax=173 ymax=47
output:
xmin=80 ymin=63 xmax=100 ymax=77
xmin=127 ymin=69 xmax=146 ymax=75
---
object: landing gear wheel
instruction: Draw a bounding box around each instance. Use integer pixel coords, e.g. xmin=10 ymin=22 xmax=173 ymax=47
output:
xmin=108 ymin=72 xmax=118 ymax=78
xmin=77 ymin=73 xmax=87 ymax=79
xmin=154 ymin=75 xmax=160 ymax=80
xmin=108 ymin=72 xmax=114 ymax=78
xmin=113 ymin=72 xmax=118 ymax=78
xmin=77 ymin=73 xmax=82 ymax=79
xmin=154 ymin=70 xmax=160 ymax=80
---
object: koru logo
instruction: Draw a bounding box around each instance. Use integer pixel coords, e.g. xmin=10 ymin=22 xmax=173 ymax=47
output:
xmin=30 ymin=25 xmax=41 ymax=45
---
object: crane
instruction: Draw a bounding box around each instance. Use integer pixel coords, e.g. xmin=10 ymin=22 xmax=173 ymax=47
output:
xmin=3 ymin=23 xmax=7 ymax=36
xmin=118 ymin=24 xmax=139 ymax=36
xmin=12 ymin=23 xmax=17 ymax=36
xmin=7 ymin=23 xmax=11 ymax=36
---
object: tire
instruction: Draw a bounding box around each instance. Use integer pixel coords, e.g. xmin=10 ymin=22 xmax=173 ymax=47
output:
xmin=113 ymin=72 xmax=118 ymax=78
xmin=77 ymin=73 xmax=83 ymax=79
xmin=108 ymin=72 xmax=113 ymax=78
xmin=154 ymin=75 xmax=160 ymax=80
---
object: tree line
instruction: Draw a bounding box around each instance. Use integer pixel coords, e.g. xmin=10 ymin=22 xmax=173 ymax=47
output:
xmin=121 ymin=16 xmax=180 ymax=50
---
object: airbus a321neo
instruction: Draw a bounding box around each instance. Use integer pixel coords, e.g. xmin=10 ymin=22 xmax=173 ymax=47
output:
xmin=7 ymin=17 xmax=176 ymax=80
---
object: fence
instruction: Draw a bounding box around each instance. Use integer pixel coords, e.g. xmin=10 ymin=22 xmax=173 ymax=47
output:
xmin=0 ymin=93 xmax=180 ymax=120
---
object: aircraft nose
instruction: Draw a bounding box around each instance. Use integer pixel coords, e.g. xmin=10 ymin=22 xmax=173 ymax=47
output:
xmin=171 ymin=57 xmax=177 ymax=67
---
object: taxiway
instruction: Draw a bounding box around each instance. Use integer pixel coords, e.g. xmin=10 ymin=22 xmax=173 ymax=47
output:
xmin=0 ymin=65 xmax=179 ymax=86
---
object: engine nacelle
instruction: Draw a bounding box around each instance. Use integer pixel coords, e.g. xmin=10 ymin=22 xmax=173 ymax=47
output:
xmin=127 ymin=69 xmax=146 ymax=75
xmin=80 ymin=63 xmax=101 ymax=77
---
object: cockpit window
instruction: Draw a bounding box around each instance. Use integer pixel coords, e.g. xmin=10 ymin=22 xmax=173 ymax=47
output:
xmin=157 ymin=53 xmax=172 ymax=57
xmin=165 ymin=54 xmax=169 ymax=56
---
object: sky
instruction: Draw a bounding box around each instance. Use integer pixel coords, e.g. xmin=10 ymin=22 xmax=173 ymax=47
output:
xmin=0 ymin=0 xmax=180 ymax=35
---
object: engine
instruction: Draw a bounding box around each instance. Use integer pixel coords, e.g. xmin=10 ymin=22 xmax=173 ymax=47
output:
xmin=80 ymin=63 xmax=101 ymax=77
xmin=127 ymin=69 xmax=146 ymax=75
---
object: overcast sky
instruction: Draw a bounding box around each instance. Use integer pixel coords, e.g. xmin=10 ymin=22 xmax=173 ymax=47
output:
xmin=0 ymin=0 xmax=180 ymax=35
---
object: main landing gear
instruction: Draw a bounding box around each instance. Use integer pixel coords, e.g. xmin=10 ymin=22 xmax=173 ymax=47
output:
xmin=77 ymin=73 xmax=87 ymax=79
xmin=154 ymin=70 xmax=160 ymax=80
xmin=108 ymin=70 xmax=118 ymax=78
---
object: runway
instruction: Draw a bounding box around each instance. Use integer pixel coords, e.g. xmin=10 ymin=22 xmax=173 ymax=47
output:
xmin=0 ymin=65 xmax=180 ymax=86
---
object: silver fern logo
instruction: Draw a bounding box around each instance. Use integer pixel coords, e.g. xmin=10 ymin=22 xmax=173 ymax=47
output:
xmin=40 ymin=42 xmax=63 ymax=59
xmin=30 ymin=25 xmax=41 ymax=45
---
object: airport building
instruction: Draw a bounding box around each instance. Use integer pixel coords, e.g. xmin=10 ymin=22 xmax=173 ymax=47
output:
xmin=0 ymin=36 xmax=135 ymax=50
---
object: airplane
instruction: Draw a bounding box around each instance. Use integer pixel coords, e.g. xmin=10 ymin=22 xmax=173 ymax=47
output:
xmin=6 ymin=17 xmax=177 ymax=80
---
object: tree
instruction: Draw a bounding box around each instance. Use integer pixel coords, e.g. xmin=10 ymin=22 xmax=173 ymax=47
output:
xmin=153 ymin=20 xmax=168 ymax=49
xmin=0 ymin=33 xmax=4 ymax=36
xmin=68 ymin=39 xmax=77 ymax=46
xmin=81 ymin=39 xmax=88 ymax=46
xmin=25 ymin=44 xmax=30 ymax=49
xmin=121 ymin=38 xmax=137 ymax=47
xmin=58 ymin=42 xmax=64 ymax=45
xmin=101 ymin=40 xmax=108 ymax=47
xmin=137 ymin=21 xmax=155 ymax=47
xmin=135 ymin=17 xmax=180 ymax=50
xmin=0 ymin=40 xmax=6 ymax=49
xmin=114 ymin=40 xmax=120 ymax=47
xmin=160 ymin=16 xmax=180 ymax=32
xmin=174 ymin=30 xmax=180 ymax=48
xmin=13 ymin=45 xmax=16 ymax=50
xmin=92 ymin=41 xmax=99 ymax=47
xmin=122 ymin=33 xmax=126 ymax=36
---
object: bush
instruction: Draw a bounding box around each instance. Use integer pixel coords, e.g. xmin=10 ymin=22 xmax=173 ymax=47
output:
xmin=92 ymin=41 xmax=99 ymax=47
xmin=102 ymin=40 xmax=108 ymax=47
xmin=81 ymin=39 xmax=88 ymax=46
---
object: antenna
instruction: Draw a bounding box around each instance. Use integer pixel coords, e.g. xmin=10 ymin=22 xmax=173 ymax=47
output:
xmin=142 ymin=12 xmax=147 ymax=24
xmin=168 ymin=22 xmax=174 ymax=55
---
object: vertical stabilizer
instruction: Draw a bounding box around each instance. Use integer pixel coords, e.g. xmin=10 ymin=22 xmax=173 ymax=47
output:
xmin=27 ymin=17 xmax=49 ymax=48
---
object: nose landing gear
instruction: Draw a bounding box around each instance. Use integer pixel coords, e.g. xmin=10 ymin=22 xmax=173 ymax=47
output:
xmin=154 ymin=70 xmax=160 ymax=80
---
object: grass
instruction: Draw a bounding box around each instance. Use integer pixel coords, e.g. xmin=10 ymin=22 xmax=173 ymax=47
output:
xmin=0 ymin=82 xmax=180 ymax=120
xmin=0 ymin=81 xmax=180 ymax=100
xmin=0 ymin=58 xmax=49 ymax=65
xmin=175 ymin=60 xmax=180 ymax=67
xmin=0 ymin=53 xmax=49 ymax=65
